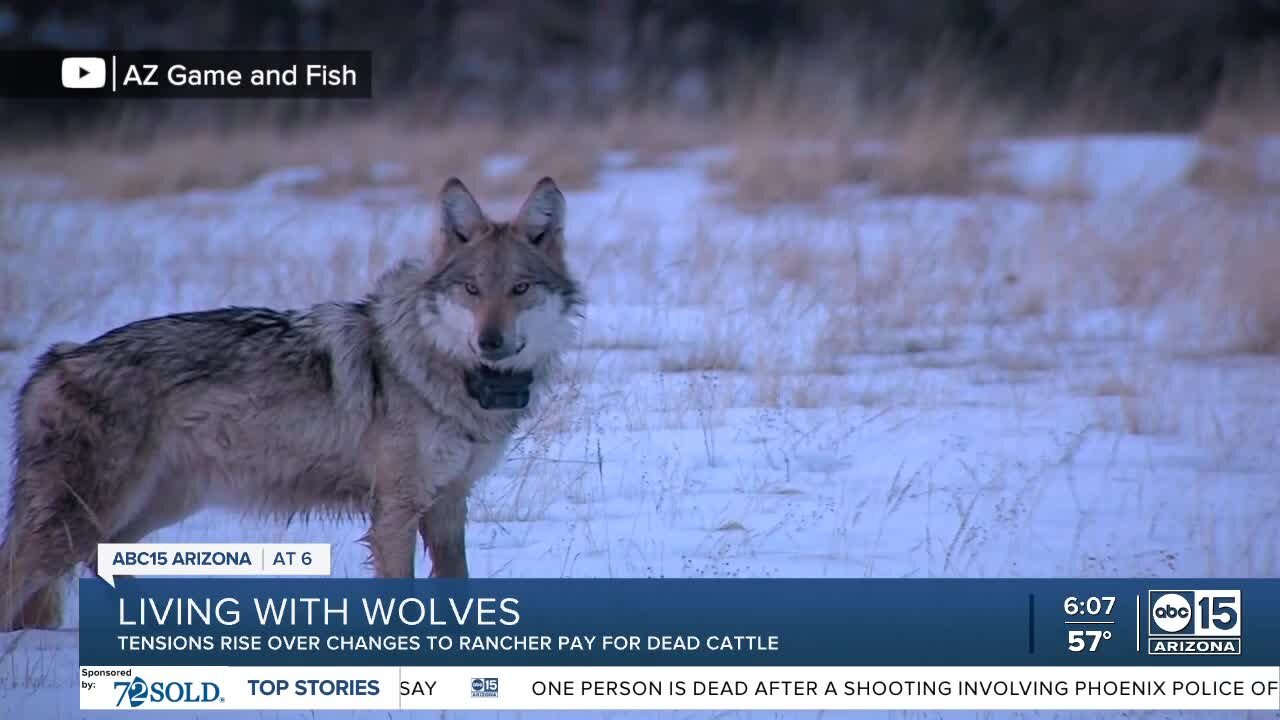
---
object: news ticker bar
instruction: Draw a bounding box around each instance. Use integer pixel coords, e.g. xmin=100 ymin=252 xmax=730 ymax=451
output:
xmin=79 ymin=578 xmax=1277 ymax=667
xmin=0 ymin=51 xmax=371 ymax=98
xmin=79 ymin=666 xmax=1280 ymax=711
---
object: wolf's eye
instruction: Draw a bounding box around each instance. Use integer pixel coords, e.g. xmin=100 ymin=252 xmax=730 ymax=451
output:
xmin=464 ymin=282 xmax=480 ymax=296
xmin=511 ymin=282 xmax=530 ymax=296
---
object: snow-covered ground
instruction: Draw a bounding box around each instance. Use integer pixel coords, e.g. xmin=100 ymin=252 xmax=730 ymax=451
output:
xmin=1 ymin=134 xmax=1278 ymax=719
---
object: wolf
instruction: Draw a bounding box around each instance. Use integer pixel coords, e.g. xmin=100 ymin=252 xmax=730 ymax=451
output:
xmin=0 ymin=177 xmax=582 ymax=630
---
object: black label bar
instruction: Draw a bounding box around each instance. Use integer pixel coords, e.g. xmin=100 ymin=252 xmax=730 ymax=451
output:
xmin=0 ymin=50 xmax=372 ymax=99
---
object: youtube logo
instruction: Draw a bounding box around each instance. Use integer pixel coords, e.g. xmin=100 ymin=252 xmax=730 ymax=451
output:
xmin=61 ymin=57 xmax=106 ymax=89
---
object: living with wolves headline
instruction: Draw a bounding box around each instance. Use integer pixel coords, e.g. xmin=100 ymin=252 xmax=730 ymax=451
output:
xmin=83 ymin=578 xmax=1276 ymax=666
xmin=73 ymin=547 xmax=1280 ymax=711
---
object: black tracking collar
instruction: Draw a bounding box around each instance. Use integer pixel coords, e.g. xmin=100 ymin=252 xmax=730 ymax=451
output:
xmin=464 ymin=366 xmax=534 ymax=410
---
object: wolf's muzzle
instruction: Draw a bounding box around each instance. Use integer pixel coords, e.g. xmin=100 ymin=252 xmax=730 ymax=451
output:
xmin=464 ymin=367 xmax=534 ymax=410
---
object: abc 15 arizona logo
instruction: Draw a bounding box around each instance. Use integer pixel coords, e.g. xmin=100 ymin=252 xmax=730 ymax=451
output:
xmin=1147 ymin=590 xmax=1241 ymax=655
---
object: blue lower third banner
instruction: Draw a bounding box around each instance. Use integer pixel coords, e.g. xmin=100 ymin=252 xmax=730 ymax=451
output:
xmin=78 ymin=579 xmax=1280 ymax=711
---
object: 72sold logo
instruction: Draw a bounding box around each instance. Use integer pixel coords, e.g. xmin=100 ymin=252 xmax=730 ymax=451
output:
xmin=1147 ymin=590 xmax=1241 ymax=655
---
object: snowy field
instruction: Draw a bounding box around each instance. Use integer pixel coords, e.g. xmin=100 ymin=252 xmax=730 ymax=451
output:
xmin=1 ymin=132 xmax=1278 ymax=719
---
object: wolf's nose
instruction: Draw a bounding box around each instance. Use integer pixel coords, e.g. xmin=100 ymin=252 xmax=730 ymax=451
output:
xmin=478 ymin=329 xmax=504 ymax=353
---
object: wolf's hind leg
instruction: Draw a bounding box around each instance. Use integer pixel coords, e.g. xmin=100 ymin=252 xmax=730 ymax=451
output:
xmin=0 ymin=504 xmax=103 ymax=631
xmin=420 ymin=491 xmax=468 ymax=578
xmin=364 ymin=494 xmax=417 ymax=578
xmin=0 ymin=532 xmax=60 ymax=630
xmin=2 ymin=448 xmax=105 ymax=630
xmin=3 ymin=347 xmax=109 ymax=630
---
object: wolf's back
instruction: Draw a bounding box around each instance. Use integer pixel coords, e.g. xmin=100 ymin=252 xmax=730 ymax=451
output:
xmin=44 ymin=306 xmax=372 ymax=404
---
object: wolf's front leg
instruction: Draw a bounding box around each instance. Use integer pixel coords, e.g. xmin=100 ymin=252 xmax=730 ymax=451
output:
xmin=420 ymin=490 xmax=468 ymax=578
xmin=366 ymin=494 xmax=418 ymax=578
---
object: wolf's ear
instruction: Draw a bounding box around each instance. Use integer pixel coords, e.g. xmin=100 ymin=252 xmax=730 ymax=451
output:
xmin=514 ymin=177 xmax=565 ymax=249
xmin=439 ymin=178 xmax=486 ymax=246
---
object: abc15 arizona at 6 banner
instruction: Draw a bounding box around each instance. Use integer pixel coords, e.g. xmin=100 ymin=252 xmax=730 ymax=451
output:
xmin=1147 ymin=590 xmax=1241 ymax=655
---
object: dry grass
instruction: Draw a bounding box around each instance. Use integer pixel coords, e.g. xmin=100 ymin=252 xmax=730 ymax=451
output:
xmin=874 ymin=98 xmax=1016 ymax=198
xmin=749 ymin=368 xmax=857 ymax=409
xmin=5 ymin=116 xmax=610 ymax=202
xmin=1214 ymin=231 xmax=1280 ymax=355
xmin=1094 ymin=372 xmax=1180 ymax=437
xmin=1184 ymin=60 xmax=1280 ymax=198
xmin=4 ymin=69 xmax=1279 ymax=371
xmin=1185 ymin=142 xmax=1265 ymax=196
xmin=709 ymin=72 xmax=1023 ymax=210
xmin=1184 ymin=105 xmax=1267 ymax=196
xmin=1038 ymin=197 xmax=1280 ymax=355
xmin=708 ymin=131 xmax=876 ymax=211
xmin=711 ymin=129 xmax=1020 ymax=211
xmin=3 ymin=101 xmax=736 ymax=204
xmin=659 ymin=340 xmax=747 ymax=374
xmin=725 ymin=180 xmax=1280 ymax=367
xmin=601 ymin=110 xmax=722 ymax=169
xmin=1174 ymin=87 xmax=1280 ymax=353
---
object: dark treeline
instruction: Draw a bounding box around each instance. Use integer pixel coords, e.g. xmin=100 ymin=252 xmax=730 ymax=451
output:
xmin=3 ymin=0 xmax=1280 ymax=135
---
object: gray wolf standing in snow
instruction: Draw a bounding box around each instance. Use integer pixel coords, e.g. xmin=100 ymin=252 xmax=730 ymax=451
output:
xmin=0 ymin=177 xmax=582 ymax=629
